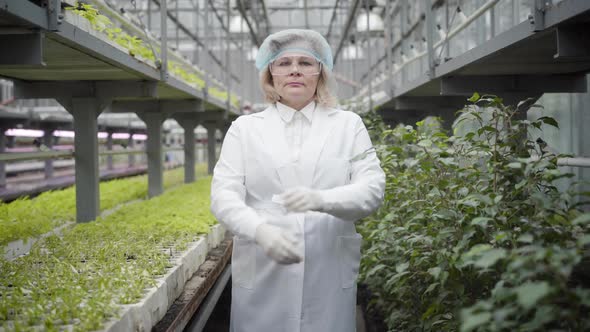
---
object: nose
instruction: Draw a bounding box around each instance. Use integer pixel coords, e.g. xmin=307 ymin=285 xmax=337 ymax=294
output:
xmin=288 ymin=64 xmax=303 ymax=76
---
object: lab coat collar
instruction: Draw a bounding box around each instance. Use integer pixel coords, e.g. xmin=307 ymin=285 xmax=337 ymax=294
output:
xmin=252 ymin=103 xmax=337 ymax=119
xmin=275 ymin=101 xmax=315 ymax=123
xmin=252 ymin=104 xmax=339 ymax=189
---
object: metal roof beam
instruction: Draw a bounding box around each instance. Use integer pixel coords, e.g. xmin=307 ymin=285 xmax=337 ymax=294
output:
xmin=326 ymin=0 xmax=343 ymax=40
xmin=236 ymin=0 xmax=261 ymax=47
xmin=151 ymin=0 xmax=241 ymax=84
xmin=207 ymin=0 xmax=242 ymax=49
xmin=260 ymin=0 xmax=271 ymax=35
xmin=440 ymin=74 xmax=588 ymax=95
xmin=333 ymin=0 xmax=361 ymax=65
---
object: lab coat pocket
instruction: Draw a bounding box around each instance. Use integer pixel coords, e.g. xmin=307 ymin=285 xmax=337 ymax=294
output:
xmin=232 ymin=236 xmax=256 ymax=289
xmin=337 ymin=234 xmax=362 ymax=289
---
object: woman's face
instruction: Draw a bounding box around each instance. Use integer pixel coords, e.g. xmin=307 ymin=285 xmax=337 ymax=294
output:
xmin=270 ymin=53 xmax=320 ymax=110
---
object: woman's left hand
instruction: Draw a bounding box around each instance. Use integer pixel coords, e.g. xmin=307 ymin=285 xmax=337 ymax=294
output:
xmin=279 ymin=186 xmax=325 ymax=213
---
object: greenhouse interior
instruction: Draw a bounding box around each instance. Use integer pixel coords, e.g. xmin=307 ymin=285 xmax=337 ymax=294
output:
xmin=0 ymin=0 xmax=589 ymax=331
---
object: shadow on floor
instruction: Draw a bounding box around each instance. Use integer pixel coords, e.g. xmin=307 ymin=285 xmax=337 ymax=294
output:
xmin=200 ymin=277 xmax=232 ymax=332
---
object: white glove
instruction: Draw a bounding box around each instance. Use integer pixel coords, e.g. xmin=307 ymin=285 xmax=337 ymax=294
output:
xmin=279 ymin=186 xmax=325 ymax=213
xmin=255 ymin=223 xmax=302 ymax=265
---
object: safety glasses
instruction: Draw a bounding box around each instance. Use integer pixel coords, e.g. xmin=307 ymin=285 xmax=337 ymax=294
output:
xmin=269 ymin=56 xmax=322 ymax=76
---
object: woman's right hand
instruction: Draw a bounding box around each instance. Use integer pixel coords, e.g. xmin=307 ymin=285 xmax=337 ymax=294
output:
xmin=255 ymin=223 xmax=303 ymax=265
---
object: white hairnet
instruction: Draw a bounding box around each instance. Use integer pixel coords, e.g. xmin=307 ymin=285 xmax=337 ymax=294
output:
xmin=255 ymin=29 xmax=334 ymax=72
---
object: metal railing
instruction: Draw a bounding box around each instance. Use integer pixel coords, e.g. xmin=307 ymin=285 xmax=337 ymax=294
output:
xmin=356 ymin=0 xmax=534 ymax=100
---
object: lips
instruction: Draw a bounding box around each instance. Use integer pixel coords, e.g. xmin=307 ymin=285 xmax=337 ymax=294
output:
xmin=286 ymin=82 xmax=304 ymax=87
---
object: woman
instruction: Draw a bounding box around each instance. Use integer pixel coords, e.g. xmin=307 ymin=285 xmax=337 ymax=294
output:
xmin=210 ymin=29 xmax=385 ymax=332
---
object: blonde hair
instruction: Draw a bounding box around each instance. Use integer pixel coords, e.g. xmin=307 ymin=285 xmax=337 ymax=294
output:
xmin=259 ymin=66 xmax=338 ymax=108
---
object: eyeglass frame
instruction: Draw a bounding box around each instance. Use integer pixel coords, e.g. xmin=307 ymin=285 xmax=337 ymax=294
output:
xmin=268 ymin=56 xmax=323 ymax=76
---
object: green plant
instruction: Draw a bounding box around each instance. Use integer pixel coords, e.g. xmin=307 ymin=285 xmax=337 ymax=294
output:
xmin=358 ymin=94 xmax=590 ymax=331
xmin=66 ymin=2 xmax=221 ymax=96
xmin=0 ymin=164 xmax=207 ymax=246
xmin=1 ymin=176 xmax=216 ymax=330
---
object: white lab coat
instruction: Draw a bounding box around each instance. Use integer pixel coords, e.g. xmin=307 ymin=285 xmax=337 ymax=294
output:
xmin=210 ymin=103 xmax=385 ymax=332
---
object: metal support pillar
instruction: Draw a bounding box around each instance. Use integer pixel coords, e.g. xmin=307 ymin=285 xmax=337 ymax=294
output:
xmin=532 ymin=0 xmax=545 ymax=31
xmin=128 ymin=130 xmax=136 ymax=167
xmin=43 ymin=127 xmax=54 ymax=179
xmin=0 ymin=129 xmax=6 ymax=188
xmin=203 ymin=0 xmax=211 ymax=99
xmin=13 ymin=81 xmax=156 ymax=222
xmin=401 ymin=0 xmax=408 ymax=84
xmin=160 ymin=0 xmax=168 ymax=81
xmin=173 ymin=115 xmax=200 ymax=184
xmin=490 ymin=5 xmax=496 ymax=37
xmin=424 ymin=0 xmax=435 ymax=78
xmin=148 ymin=0 xmax=152 ymax=30
xmin=183 ymin=121 xmax=198 ymax=183
xmin=59 ymin=98 xmax=108 ymax=223
xmin=113 ymin=99 xmax=207 ymax=185
xmin=384 ymin=0 xmax=393 ymax=95
xmin=363 ymin=0 xmax=373 ymax=111
xmin=6 ymin=135 xmax=15 ymax=148
xmin=106 ymin=130 xmax=114 ymax=170
xmin=225 ymin=0 xmax=231 ymax=119
xmin=204 ymin=123 xmax=217 ymax=175
xmin=138 ymin=112 xmax=165 ymax=198
xmin=184 ymin=127 xmax=196 ymax=183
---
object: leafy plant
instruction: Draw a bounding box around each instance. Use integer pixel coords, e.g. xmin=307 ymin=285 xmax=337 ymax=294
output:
xmin=66 ymin=1 xmax=238 ymax=107
xmin=0 ymin=164 xmax=207 ymax=246
xmin=358 ymin=94 xmax=590 ymax=331
xmin=1 ymin=176 xmax=216 ymax=330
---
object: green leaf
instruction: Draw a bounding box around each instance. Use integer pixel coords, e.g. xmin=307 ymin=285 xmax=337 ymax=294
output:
xmin=460 ymin=312 xmax=491 ymax=332
xmin=474 ymin=248 xmax=506 ymax=269
xmin=515 ymin=180 xmax=527 ymax=190
xmin=465 ymin=244 xmax=493 ymax=256
xmin=472 ymin=194 xmax=493 ymax=206
xmin=366 ymin=263 xmax=387 ymax=278
xmin=383 ymin=212 xmax=396 ymax=222
xmin=428 ymin=266 xmax=442 ymax=279
xmin=468 ymin=92 xmax=480 ymax=103
xmin=537 ymin=116 xmax=559 ymax=129
xmin=418 ymin=139 xmax=433 ymax=147
xmin=517 ymin=233 xmax=534 ymax=243
xmin=515 ymin=281 xmax=551 ymax=310
xmin=424 ymin=282 xmax=439 ymax=295
xmin=471 ymin=217 xmax=492 ymax=228
xmin=396 ymin=261 xmax=409 ymax=273
xmin=572 ymin=213 xmax=590 ymax=225
xmin=507 ymin=162 xmax=522 ymax=169
xmin=578 ymin=234 xmax=590 ymax=246
xmin=458 ymin=187 xmax=469 ymax=196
